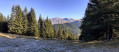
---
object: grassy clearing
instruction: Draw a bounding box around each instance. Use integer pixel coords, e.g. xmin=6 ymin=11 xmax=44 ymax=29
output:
xmin=0 ymin=33 xmax=119 ymax=52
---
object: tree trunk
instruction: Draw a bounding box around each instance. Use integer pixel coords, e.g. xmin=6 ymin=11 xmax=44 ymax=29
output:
xmin=106 ymin=28 xmax=109 ymax=41
xmin=106 ymin=25 xmax=112 ymax=41
xmin=109 ymin=25 xmax=112 ymax=40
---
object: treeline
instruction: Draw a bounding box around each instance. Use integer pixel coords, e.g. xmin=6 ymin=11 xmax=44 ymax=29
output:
xmin=54 ymin=27 xmax=77 ymax=40
xmin=80 ymin=0 xmax=119 ymax=41
xmin=0 ymin=13 xmax=8 ymax=32
xmin=0 ymin=5 xmax=77 ymax=40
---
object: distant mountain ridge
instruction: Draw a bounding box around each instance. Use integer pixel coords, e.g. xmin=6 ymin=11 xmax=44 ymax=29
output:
xmin=51 ymin=17 xmax=68 ymax=24
xmin=52 ymin=17 xmax=82 ymax=36
xmin=51 ymin=17 xmax=82 ymax=27
xmin=51 ymin=17 xmax=80 ymax=25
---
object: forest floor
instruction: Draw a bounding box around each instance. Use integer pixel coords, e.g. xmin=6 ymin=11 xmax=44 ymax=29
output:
xmin=0 ymin=33 xmax=119 ymax=52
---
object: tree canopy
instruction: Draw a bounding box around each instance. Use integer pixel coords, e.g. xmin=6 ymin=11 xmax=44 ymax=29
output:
xmin=80 ymin=0 xmax=119 ymax=41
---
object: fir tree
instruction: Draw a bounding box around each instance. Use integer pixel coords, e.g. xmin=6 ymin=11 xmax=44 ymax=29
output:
xmin=45 ymin=17 xmax=54 ymax=38
xmin=14 ymin=5 xmax=23 ymax=34
xmin=38 ymin=14 xmax=42 ymax=37
xmin=54 ymin=29 xmax=58 ymax=38
xmin=27 ymin=8 xmax=39 ymax=37
xmin=0 ymin=13 xmax=7 ymax=32
xmin=58 ymin=26 xmax=63 ymax=39
xmin=8 ymin=5 xmax=16 ymax=33
xmin=41 ymin=20 xmax=47 ymax=38
xmin=68 ymin=33 xmax=77 ymax=40
xmin=42 ymin=17 xmax=54 ymax=38
xmin=80 ymin=0 xmax=119 ymax=41
xmin=63 ymin=28 xmax=69 ymax=40
xmin=22 ymin=7 xmax=28 ymax=35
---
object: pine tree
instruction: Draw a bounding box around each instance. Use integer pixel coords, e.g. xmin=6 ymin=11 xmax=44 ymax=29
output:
xmin=8 ymin=6 xmax=16 ymax=33
xmin=68 ymin=33 xmax=77 ymax=40
xmin=80 ymin=0 xmax=119 ymax=41
xmin=0 ymin=13 xmax=4 ymax=31
xmin=22 ymin=7 xmax=28 ymax=35
xmin=43 ymin=17 xmax=54 ymax=38
xmin=14 ymin=5 xmax=23 ymax=34
xmin=2 ymin=17 xmax=8 ymax=32
xmin=0 ymin=13 xmax=7 ymax=32
xmin=54 ymin=29 xmax=58 ymax=38
xmin=64 ymin=28 xmax=69 ymax=40
xmin=38 ymin=14 xmax=42 ymax=37
xmin=41 ymin=20 xmax=47 ymax=38
xmin=27 ymin=8 xmax=39 ymax=37
xmin=58 ymin=26 xmax=63 ymax=39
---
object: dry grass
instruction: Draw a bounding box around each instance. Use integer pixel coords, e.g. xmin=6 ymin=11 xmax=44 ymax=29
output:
xmin=0 ymin=33 xmax=119 ymax=52
xmin=0 ymin=33 xmax=14 ymax=38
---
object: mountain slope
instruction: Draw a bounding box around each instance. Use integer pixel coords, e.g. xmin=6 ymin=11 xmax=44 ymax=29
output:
xmin=53 ymin=23 xmax=81 ymax=36
xmin=71 ymin=20 xmax=82 ymax=27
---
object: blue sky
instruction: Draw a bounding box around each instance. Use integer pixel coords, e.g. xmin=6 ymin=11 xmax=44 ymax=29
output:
xmin=0 ymin=0 xmax=89 ymax=19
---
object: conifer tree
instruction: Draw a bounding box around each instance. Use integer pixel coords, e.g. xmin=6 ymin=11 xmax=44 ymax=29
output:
xmin=41 ymin=17 xmax=54 ymax=38
xmin=2 ymin=17 xmax=8 ymax=32
xmin=45 ymin=17 xmax=54 ymax=38
xmin=41 ymin=20 xmax=47 ymax=38
xmin=38 ymin=14 xmax=42 ymax=37
xmin=27 ymin=8 xmax=39 ymax=37
xmin=22 ymin=7 xmax=28 ymax=35
xmin=80 ymin=0 xmax=119 ymax=41
xmin=0 ymin=13 xmax=7 ymax=32
xmin=0 ymin=13 xmax=4 ymax=31
xmin=68 ymin=33 xmax=77 ymax=40
xmin=64 ymin=28 xmax=69 ymax=40
xmin=14 ymin=5 xmax=23 ymax=34
xmin=58 ymin=26 xmax=63 ymax=39
xmin=54 ymin=29 xmax=58 ymax=38
xmin=8 ymin=6 xmax=16 ymax=33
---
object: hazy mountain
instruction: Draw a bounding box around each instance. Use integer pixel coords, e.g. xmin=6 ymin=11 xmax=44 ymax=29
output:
xmin=51 ymin=17 xmax=68 ymax=24
xmin=51 ymin=17 xmax=82 ymax=27
xmin=63 ymin=18 xmax=79 ymax=23
xmin=51 ymin=17 xmax=80 ymax=25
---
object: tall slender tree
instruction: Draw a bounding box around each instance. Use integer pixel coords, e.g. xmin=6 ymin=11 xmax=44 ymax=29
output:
xmin=8 ymin=5 xmax=16 ymax=33
xmin=27 ymin=8 xmax=39 ymax=37
xmin=54 ymin=29 xmax=58 ymax=38
xmin=45 ymin=17 xmax=54 ymax=38
xmin=58 ymin=26 xmax=63 ymax=39
xmin=63 ymin=28 xmax=69 ymax=40
xmin=38 ymin=14 xmax=43 ymax=37
xmin=22 ymin=7 xmax=28 ymax=35
xmin=0 ymin=13 xmax=7 ymax=32
xmin=14 ymin=5 xmax=23 ymax=34
xmin=41 ymin=20 xmax=47 ymax=38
